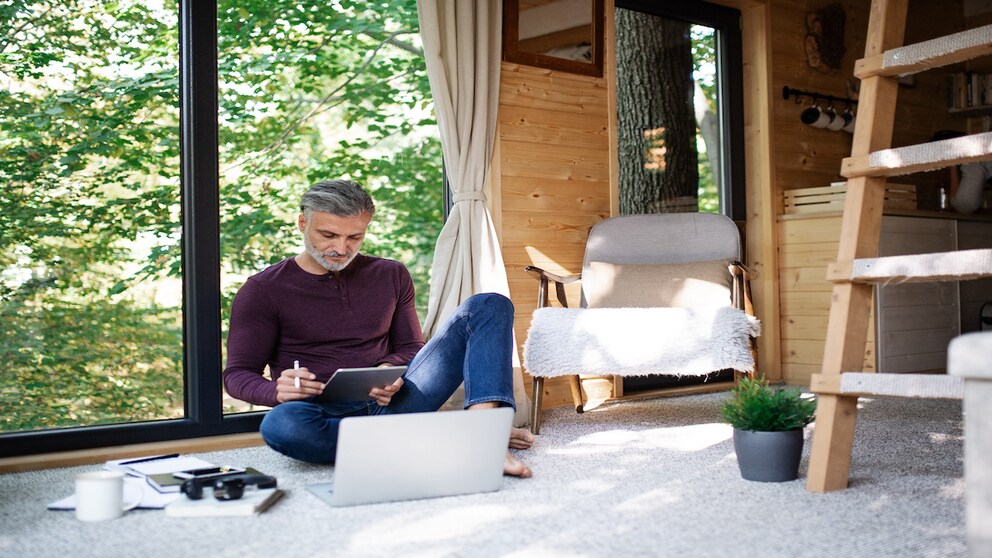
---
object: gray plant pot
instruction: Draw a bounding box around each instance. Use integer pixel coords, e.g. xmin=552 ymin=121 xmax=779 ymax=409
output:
xmin=732 ymin=428 xmax=805 ymax=482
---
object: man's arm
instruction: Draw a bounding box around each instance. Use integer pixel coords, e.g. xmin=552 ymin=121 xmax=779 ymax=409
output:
xmin=222 ymin=279 xmax=283 ymax=407
xmin=376 ymin=265 xmax=425 ymax=366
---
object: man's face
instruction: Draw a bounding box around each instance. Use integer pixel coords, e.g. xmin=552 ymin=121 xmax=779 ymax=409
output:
xmin=299 ymin=210 xmax=372 ymax=272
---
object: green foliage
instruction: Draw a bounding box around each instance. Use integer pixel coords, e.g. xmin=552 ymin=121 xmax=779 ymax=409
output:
xmin=0 ymin=293 xmax=183 ymax=431
xmin=720 ymin=377 xmax=817 ymax=432
xmin=697 ymin=148 xmax=719 ymax=213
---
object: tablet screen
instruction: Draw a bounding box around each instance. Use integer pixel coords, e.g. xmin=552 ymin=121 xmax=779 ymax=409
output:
xmin=314 ymin=366 xmax=407 ymax=403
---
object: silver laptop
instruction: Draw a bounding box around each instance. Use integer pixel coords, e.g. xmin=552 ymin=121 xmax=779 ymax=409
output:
xmin=306 ymin=407 xmax=513 ymax=507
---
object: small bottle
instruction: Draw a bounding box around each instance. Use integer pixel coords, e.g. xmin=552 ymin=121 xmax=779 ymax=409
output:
xmin=939 ymin=186 xmax=948 ymax=210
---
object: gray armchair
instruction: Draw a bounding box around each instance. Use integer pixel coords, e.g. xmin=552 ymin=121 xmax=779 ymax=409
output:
xmin=522 ymin=213 xmax=759 ymax=433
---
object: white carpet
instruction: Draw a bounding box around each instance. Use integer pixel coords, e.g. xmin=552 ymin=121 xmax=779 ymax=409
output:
xmin=0 ymin=392 xmax=965 ymax=558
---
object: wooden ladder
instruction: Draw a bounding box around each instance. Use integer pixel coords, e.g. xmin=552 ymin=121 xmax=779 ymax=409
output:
xmin=806 ymin=0 xmax=992 ymax=493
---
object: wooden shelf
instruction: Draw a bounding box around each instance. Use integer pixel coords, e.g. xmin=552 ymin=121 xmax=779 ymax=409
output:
xmin=949 ymin=105 xmax=992 ymax=116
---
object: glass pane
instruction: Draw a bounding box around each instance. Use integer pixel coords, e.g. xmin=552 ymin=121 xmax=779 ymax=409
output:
xmin=1 ymin=1 xmax=183 ymax=432
xmin=216 ymin=2 xmax=442 ymax=414
xmin=615 ymin=9 xmax=721 ymax=215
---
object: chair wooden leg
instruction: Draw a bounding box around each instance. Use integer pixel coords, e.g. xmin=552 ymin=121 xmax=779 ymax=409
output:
xmin=530 ymin=376 xmax=545 ymax=435
xmin=806 ymin=393 xmax=860 ymax=492
xmin=569 ymin=375 xmax=584 ymax=414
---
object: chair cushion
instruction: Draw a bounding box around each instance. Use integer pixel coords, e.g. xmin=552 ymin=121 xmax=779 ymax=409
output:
xmin=583 ymin=260 xmax=732 ymax=308
xmin=522 ymin=306 xmax=760 ymax=378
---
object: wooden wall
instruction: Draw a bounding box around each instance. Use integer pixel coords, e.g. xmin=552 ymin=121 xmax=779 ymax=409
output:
xmin=778 ymin=213 xmax=875 ymax=385
xmin=771 ymin=0 xmax=966 ymax=210
xmin=496 ymin=62 xmax=613 ymax=407
xmin=495 ymin=0 xmax=979 ymax=407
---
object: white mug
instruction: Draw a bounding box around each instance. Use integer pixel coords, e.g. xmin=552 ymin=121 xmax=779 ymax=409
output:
xmin=811 ymin=106 xmax=836 ymax=129
xmin=75 ymin=470 xmax=139 ymax=521
xmin=827 ymin=108 xmax=847 ymax=131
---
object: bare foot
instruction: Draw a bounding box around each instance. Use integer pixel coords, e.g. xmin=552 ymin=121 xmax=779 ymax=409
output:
xmin=505 ymin=452 xmax=532 ymax=478
xmin=509 ymin=426 xmax=534 ymax=450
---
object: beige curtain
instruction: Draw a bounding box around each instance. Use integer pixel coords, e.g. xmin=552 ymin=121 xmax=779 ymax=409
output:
xmin=416 ymin=0 xmax=530 ymax=424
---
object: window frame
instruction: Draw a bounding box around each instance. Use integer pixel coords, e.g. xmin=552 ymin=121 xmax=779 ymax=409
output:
xmin=0 ymin=0 xmax=263 ymax=459
xmin=615 ymin=0 xmax=746 ymax=220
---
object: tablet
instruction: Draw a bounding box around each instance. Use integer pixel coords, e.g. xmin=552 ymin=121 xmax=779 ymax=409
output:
xmin=314 ymin=366 xmax=407 ymax=403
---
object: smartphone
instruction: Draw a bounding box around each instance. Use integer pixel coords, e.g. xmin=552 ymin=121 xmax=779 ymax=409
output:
xmin=172 ymin=466 xmax=245 ymax=480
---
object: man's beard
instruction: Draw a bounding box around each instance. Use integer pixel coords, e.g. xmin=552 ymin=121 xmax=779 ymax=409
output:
xmin=304 ymin=238 xmax=357 ymax=272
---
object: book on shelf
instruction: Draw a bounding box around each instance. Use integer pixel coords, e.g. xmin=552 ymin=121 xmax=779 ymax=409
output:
xmin=164 ymin=488 xmax=284 ymax=517
xmin=948 ymin=71 xmax=992 ymax=112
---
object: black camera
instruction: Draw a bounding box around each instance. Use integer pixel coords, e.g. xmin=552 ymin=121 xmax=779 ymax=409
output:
xmin=180 ymin=473 xmax=277 ymax=501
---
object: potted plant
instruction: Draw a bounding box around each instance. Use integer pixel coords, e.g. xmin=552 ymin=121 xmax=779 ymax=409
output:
xmin=721 ymin=376 xmax=817 ymax=482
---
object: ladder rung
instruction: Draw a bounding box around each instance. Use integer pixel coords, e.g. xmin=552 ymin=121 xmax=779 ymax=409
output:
xmin=842 ymin=131 xmax=992 ymax=178
xmin=826 ymin=249 xmax=992 ymax=284
xmin=811 ymin=373 xmax=964 ymax=400
xmin=855 ymin=24 xmax=992 ymax=79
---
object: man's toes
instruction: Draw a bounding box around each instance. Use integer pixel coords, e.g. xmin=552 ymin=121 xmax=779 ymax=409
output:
xmin=509 ymin=427 xmax=534 ymax=449
xmin=504 ymin=453 xmax=532 ymax=478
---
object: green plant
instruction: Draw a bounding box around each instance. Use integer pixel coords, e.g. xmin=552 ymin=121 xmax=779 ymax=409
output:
xmin=721 ymin=376 xmax=817 ymax=432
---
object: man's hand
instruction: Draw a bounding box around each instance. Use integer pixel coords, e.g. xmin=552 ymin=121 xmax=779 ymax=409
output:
xmin=369 ymin=376 xmax=404 ymax=406
xmin=275 ymin=366 xmax=323 ymax=403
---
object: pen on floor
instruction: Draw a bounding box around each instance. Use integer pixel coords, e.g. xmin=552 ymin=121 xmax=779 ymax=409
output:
xmin=294 ymin=360 xmax=301 ymax=389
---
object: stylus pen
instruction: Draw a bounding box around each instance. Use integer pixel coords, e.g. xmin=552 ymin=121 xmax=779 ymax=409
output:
xmin=294 ymin=360 xmax=301 ymax=389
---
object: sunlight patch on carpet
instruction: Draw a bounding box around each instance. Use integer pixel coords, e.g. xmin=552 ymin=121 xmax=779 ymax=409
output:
xmin=550 ymin=423 xmax=731 ymax=456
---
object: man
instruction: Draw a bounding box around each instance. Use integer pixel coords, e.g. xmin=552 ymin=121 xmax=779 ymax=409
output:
xmin=223 ymin=179 xmax=533 ymax=477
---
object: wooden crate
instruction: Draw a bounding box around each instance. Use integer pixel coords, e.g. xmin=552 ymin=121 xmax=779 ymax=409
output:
xmin=783 ymin=183 xmax=917 ymax=215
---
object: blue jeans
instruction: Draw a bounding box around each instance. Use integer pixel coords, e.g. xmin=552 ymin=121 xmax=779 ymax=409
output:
xmin=259 ymin=292 xmax=516 ymax=463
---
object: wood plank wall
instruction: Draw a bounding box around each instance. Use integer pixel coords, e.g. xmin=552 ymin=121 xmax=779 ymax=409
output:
xmin=778 ymin=214 xmax=875 ymax=385
xmin=497 ymin=62 xmax=613 ymax=407
xmin=771 ymin=0 xmax=965 ymax=212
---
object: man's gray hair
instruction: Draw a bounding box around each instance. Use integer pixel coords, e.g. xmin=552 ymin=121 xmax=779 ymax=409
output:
xmin=300 ymin=180 xmax=376 ymax=219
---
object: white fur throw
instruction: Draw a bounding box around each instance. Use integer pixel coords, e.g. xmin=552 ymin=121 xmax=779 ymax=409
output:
xmin=523 ymin=306 xmax=760 ymax=378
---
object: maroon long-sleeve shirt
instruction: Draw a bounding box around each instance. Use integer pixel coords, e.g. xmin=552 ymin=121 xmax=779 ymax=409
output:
xmin=222 ymin=254 xmax=425 ymax=407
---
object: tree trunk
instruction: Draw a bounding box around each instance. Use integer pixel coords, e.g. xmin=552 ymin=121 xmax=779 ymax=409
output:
xmin=616 ymin=9 xmax=698 ymax=215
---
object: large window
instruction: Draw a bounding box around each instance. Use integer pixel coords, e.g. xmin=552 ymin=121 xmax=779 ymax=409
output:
xmin=1 ymin=1 xmax=185 ymax=441
xmin=0 ymin=0 xmax=441 ymax=456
